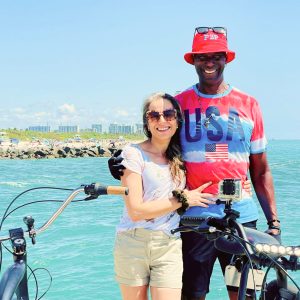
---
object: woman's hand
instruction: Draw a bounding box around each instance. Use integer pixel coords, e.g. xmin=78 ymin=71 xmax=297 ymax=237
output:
xmin=243 ymin=179 xmax=252 ymax=196
xmin=184 ymin=182 xmax=215 ymax=208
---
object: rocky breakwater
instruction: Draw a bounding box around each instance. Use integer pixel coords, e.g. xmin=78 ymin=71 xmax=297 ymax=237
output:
xmin=0 ymin=142 xmax=120 ymax=160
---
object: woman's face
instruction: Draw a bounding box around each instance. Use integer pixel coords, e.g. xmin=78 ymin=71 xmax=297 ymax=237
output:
xmin=146 ymin=98 xmax=178 ymax=141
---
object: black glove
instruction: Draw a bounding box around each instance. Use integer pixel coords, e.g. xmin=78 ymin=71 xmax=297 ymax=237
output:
xmin=107 ymin=149 xmax=125 ymax=180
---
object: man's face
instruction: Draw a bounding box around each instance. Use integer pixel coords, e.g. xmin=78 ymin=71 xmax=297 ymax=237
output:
xmin=193 ymin=52 xmax=227 ymax=84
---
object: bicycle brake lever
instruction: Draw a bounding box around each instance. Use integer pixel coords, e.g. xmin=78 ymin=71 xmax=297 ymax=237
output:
xmin=23 ymin=216 xmax=36 ymax=245
xmin=171 ymin=226 xmax=193 ymax=234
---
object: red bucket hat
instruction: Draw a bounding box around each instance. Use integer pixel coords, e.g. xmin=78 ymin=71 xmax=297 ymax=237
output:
xmin=184 ymin=29 xmax=235 ymax=65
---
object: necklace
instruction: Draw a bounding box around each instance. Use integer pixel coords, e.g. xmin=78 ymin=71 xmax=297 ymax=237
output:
xmin=196 ymin=83 xmax=229 ymax=129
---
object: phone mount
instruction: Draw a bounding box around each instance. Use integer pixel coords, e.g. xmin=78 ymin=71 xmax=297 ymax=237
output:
xmin=215 ymin=198 xmax=240 ymax=221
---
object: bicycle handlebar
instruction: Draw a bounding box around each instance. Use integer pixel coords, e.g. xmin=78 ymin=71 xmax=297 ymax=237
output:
xmin=0 ymin=183 xmax=128 ymax=242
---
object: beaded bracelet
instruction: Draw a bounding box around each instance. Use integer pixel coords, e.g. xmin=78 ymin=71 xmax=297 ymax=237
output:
xmin=268 ymin=225 xmax=281 ymax=234
xmin=267 ymin=219 xmax=281 ymax=233
xmin=172 ymin=189 xmax=189 ymax=215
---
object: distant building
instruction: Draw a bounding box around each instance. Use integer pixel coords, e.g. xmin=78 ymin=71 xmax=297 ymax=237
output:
xmin=108 ymin=123 xmax=118 ymax=134
xmin=58 ymin=125 xmax=79 ymax=133
xmin=80 ymin=128 xmax=94 ymax=132
xmin=109 ymin=123 xmax=134 ymax=134
xmin=91 ymin=124 xmax=102 ymax=133
xmin=28 ymin=125 xmax=51 ymax=132
xmin=135 ymin=123 xmax=143 ymax=135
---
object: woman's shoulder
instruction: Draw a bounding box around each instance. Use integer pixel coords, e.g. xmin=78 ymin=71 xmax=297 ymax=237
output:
xmin=122 ymin=143 xmax=144 ymax=160
xmin=121 ymin=143 xmax=146 ymax=174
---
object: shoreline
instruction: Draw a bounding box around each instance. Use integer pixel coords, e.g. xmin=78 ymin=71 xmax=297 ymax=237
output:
xmin=0 ymin=139 xmax=141 ymax=160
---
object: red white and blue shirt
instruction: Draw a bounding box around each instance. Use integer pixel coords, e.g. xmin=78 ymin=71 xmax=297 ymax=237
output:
xmin=176 ymin=84 xmax=267 ymax=222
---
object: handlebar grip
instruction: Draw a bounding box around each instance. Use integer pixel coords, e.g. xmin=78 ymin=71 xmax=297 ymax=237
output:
xmin=106 ymin=186 xmax=129 ymax=195
xmin=84 ymin=183 xmax=129 ymax=197
xmin=180 ymin=216 xmax=206 ymax=226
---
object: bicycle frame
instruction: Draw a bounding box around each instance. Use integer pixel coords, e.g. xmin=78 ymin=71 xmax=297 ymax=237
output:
xmin=0 ymin=234 xmax=29 ymax=300
xmin=215 ymin=215 xmax=300 ymax=299
xmin=178 ymin=201 xmax=300 ymax=300
xmin=222 ymin=220 xmax=278 ymax=300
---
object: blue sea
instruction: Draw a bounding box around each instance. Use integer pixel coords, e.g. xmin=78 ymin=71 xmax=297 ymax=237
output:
xmin=0 ymin=140 xmax=299 ymax=299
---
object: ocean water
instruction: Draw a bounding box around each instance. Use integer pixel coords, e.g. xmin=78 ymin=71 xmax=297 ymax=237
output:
xmin=0 ymin=140 xmax=299 ymax=299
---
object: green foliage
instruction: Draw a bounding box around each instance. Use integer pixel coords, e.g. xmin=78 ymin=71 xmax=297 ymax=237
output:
xmin=0 ymin=129 xmax=144 ymax=141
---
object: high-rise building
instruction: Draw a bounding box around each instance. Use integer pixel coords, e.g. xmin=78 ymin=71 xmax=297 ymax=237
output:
xmin=135 ymin=123 xmax=143 ymax=135
xmin=28 ymin=125 xmax=51 ymax=132
xmin=58 ymin=125 xmax=79 ymax=133
xmin=92 ymin=124 xmax=102 ymax=133
xmin=108 ymin=123 xmax=134 ymax=134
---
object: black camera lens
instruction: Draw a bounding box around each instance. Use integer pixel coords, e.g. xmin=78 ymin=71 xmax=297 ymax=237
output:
xmin=222 ymin=179 xmax=236 ymax=195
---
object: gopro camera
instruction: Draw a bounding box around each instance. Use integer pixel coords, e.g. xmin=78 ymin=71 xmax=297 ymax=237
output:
xmin=218 ymin=179 xmax=242 ymax=201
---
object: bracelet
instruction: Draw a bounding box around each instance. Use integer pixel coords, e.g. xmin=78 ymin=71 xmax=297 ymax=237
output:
xmin=267 ymin=219 xmax=281 ymax=234
xmin=267 ymin=219 xmax=280 ymax=226
xmin=268 ymin=225 xmax=281 ymax=234
xmin=172 ymin=189 xmax=189 ymax=215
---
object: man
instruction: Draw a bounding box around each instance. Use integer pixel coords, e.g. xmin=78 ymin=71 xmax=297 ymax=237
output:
xmin=108 ymin=27 xmax=281 ymax=300
xmin=177 ymin=26 xmax=280 ymax=300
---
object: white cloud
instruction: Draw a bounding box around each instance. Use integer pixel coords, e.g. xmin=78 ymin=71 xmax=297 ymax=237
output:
xmin=0 ymin=102 xmax=142 ymax=130
xmin=12 ymin=107 xmax=26 ymax=114
xmin=58 ymin=103 xmax=76 ymax=114
xmin=115 ymin=109 xmax=129 ymax=117
xmin=34 ymin=111 xmax=50 ymax=118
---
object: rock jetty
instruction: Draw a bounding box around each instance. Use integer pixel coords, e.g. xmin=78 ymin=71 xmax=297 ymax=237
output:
xmin=0 ymin=141 xmax=123 ymax=160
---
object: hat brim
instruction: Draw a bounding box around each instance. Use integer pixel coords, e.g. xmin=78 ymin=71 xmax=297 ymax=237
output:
xmin=184 ymin=50 xmax=235 ymax=65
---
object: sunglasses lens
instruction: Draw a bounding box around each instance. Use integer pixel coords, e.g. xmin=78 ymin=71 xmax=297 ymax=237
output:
xmin=213 ymin=27 xmax=227 ymax=36
xmin=195 ymin=27 xmax=209 ymax=34
xmin=147 ymin=111 xmax=160 ymax=121
xmin=163 ymin=109 xmax=177 ymax=121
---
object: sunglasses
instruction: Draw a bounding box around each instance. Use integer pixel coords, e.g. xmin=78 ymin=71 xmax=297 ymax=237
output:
xmin=195 ymin=26 xmax=227 ymax=39
xmin=146 ymin=109 xmax=177 ymax=122
xmin=193 ymin=53 xmax=227 ymax=62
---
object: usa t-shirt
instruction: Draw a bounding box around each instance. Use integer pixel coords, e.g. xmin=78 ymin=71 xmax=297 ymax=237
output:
xmin=176 ymin=85 xmax=267 ymax=223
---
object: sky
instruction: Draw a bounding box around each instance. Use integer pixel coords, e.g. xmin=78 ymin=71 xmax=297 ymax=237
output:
xmin=0 ymin=0 xmax=299 ymax=139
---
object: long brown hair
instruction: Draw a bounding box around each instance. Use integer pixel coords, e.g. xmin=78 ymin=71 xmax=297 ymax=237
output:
xmin=142 ymin=92 xmax=185 ymax=185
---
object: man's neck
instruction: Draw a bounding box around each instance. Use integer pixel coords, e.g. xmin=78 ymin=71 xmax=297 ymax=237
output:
xmin=197 ymin=80 xmax=228 ymax=95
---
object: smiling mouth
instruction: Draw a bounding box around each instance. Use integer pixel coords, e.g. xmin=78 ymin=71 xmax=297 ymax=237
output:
xmin=157 ymin=127 xmax=170 ymax=132
xmin=204 ymin=69 xmax=217 ymax=74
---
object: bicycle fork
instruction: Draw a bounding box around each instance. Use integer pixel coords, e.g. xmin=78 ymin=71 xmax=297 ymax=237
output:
xmin=0 ymin=228 xmax=29 ymax=300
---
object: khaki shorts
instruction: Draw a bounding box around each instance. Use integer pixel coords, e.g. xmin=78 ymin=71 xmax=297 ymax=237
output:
xmin=114 ymin=228 xmax=183 ymax=288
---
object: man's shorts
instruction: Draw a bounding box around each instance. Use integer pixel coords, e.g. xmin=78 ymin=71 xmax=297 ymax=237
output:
xmin=114 ymin=228 xmax=183 ymax=288
xmin=181 ymin=220 xmax=257 ymax=298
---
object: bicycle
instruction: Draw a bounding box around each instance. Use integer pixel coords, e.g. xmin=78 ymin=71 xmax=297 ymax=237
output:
xmin=0 ymin=183 xmax=128 ymax=300
xmin=172 ymin=199 xmax=300 ymax=300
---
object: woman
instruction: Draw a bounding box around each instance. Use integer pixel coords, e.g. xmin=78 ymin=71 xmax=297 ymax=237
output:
xmin=113 ymin=92 xmax=215 ymax=300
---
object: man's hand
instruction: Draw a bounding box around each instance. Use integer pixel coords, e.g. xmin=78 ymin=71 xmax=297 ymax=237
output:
xmin=107 ymin=149 xmax=125 ymax=180
xmin=265 ymin=220 xmax=281 ymax=243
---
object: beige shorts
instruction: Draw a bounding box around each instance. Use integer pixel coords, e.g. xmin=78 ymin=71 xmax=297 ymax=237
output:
xmin=114 ymin=228 xmax=183 ymax=288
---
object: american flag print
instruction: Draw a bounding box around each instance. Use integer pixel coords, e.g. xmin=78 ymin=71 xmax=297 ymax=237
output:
xmin=205 ymin=143 xmax=228 ymax=160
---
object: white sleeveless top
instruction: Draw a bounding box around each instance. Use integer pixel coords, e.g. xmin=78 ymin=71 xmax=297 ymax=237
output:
xmin=116 ymin=144 xmax=186 ymax=236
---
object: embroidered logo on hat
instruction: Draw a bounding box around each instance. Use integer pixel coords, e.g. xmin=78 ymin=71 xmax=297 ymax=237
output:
xmin=203 ymin=33 xmax=219 ymax=41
